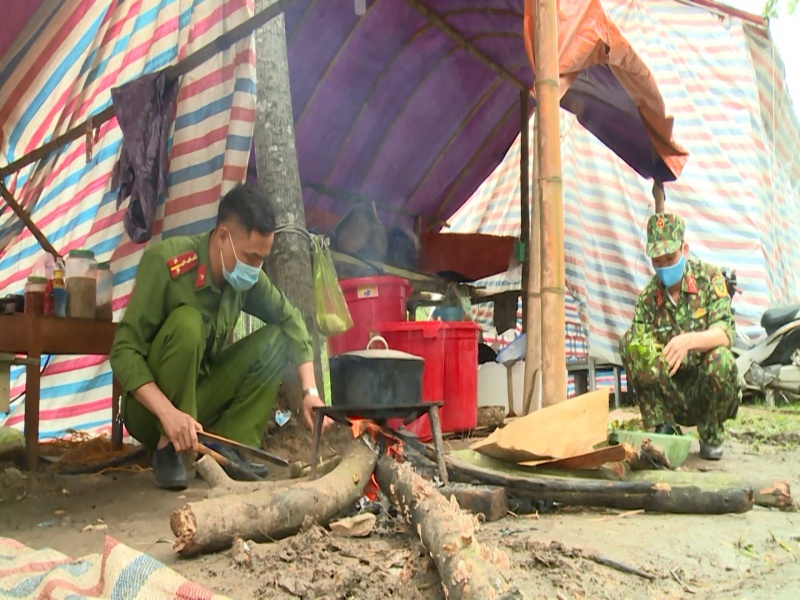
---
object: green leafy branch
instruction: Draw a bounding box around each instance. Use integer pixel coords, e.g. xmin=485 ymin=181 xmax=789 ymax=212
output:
xmin=625 ymin=325 xmax=667 ymax=382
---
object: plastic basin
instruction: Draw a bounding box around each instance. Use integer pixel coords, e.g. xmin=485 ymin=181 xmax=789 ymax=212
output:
xmin=608 ymin=429 xmax=692 ymax=468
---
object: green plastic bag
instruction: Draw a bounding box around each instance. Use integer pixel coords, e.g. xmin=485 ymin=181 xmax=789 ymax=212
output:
xmin=312 ymin=236 xmax=354 ymax=337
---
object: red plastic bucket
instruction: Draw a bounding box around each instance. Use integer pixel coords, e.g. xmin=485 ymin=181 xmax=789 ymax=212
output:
xmin=326 ymin=276 xmax=412 ymax=356
xmin=376 ymin=321 xmax=479 ymax=441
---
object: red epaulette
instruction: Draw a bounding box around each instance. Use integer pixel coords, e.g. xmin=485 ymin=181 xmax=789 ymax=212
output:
xmin=167 ymin=250 xmax=198 ymax=279
xmin=195 ymin=264 xmax=207 ymax=289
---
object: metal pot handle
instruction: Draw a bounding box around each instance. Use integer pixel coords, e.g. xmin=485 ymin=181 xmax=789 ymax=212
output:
xmin=366 ymin=335 xmax=389 ymax=350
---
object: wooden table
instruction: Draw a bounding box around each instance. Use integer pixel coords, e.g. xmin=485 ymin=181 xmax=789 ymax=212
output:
xmin=0 ymin=314 xmax=121 ymax=471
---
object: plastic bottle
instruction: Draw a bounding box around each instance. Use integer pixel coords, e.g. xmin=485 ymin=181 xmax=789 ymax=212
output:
xmin=52 ymin=259 xmax=67 ymax=317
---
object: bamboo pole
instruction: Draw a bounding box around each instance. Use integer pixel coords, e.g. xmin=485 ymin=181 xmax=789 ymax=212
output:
xmin=534 ymin=0 xmax=566 ymax=406
xmin=523 ymin=109 xmax=542 ymax=414
xmin=519 ymin=91 xmax=530 ymax=333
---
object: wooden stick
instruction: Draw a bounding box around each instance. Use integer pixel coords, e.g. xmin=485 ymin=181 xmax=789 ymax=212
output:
xmin=523 ymin=107 xmax=542 ymax=415
xmin=519 ymin=88 xmax=530 ymax=335
xmin=0 ymin=183 xmax=59 ymax=258
xmin=584 ymin=552 xmax=656 ymax=581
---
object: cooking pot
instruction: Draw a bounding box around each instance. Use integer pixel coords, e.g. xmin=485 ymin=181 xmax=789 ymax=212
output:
xmin=330 ymin=336 xmax=424 ymax=414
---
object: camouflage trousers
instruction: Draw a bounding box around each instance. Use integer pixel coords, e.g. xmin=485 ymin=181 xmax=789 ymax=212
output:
xmin=619 ymin=332 xmax=742 ymax=445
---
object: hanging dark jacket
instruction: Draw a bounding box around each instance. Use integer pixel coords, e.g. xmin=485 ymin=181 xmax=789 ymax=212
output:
xmin=111 ymin=69 xmax=180 ymax=243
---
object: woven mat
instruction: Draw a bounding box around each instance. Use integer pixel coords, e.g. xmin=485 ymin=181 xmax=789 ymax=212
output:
xmin=0 ymin=536 xmax=228 ymax=599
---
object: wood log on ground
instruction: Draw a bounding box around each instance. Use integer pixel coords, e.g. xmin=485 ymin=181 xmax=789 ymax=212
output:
xmin=290 ymin=455 xmax=342 ymax=479
xmin=755 ymin=480 xmax=794 ymax=510
xmin=196 ymin=454 xmax=344 ymax=498
xmin=375 ymin=455 xmax=521 ymax=600
xmin=626 ymin=471 xmax=795 ymax=511
xmin=434 ymin=449 xmax=753 ymax=514
xmin=171 ymin=437 xmax=378 ymax=555
xmin=195 ymin=455 xmax=289 ymax=498
xmin=457 ymin=449 xmax=783 ymax=511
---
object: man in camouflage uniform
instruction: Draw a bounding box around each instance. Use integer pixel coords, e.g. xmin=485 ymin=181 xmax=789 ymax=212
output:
xmin=619 ymin=213 xmax=741 ymax=460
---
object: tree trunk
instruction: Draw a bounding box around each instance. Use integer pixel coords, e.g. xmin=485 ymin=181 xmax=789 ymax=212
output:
xmin=253 ymin=0 xmax=324 ymax=409
xmin=171 ymin=437 xmax=378 ymax=556
xmin=375 ymin=456 xmax=521 ymax=600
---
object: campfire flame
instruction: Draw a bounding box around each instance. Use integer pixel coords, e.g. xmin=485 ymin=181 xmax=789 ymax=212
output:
xmin=349 ymin=418 xmax=405 ymax=501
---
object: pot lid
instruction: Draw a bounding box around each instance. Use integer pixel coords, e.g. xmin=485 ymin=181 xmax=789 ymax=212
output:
xmin=337 ymin=335 xmax=423 ymax=361
xmin=338 ymin=348 xmax=423 ymax=361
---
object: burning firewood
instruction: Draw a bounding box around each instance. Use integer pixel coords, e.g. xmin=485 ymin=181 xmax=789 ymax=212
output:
xmin=170 ymin=436 xmax=380 ymax=556
xmin=375 ymin=456 xmax=521 ymax=600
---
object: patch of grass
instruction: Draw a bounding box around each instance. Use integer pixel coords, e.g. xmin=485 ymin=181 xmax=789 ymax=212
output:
xmin=726 ymin=407 xmax=800 ymax=450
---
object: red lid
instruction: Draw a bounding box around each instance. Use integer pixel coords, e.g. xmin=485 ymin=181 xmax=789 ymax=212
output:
xmin=338 ymin=275 xmax=412 ymax=290
xmin=376 ymin=320 xmax=479 ymax=331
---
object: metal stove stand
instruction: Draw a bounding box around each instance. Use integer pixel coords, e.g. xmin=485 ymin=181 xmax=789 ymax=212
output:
xmin=310 ymin=402 xmax=449 ymax=485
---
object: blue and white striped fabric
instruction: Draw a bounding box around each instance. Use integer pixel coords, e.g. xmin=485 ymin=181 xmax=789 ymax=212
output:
xmin=451 ymin=0 xmax=800 ymax=365
xmin=0 ymin=0 xmax=256 ymax=438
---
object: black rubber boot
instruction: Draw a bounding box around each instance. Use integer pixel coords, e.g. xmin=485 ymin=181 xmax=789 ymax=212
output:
xmin=153 ymin=443 xmax=188 ymax=491
xmin=699 ymin=441 xmax=723 ymax=461
xmin=654 ymin=423 xmax=684 ymax=436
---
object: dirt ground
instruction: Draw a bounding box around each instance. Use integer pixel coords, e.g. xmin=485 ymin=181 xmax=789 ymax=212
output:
xmin=2 ymin=406 xmax=800 ymax=599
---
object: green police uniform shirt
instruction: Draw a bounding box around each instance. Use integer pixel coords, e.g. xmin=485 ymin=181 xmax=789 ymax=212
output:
xmin=110 ymin=231 xmax=313 ymax=394
xmin=631 ymin=257 xmax=735 ymax=354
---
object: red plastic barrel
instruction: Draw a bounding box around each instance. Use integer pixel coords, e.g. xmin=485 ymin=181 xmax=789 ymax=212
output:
xmin=376 ymin=321 xmax=479 ymax=441
xmin=326 ymin=276 xmax=412 ymax=356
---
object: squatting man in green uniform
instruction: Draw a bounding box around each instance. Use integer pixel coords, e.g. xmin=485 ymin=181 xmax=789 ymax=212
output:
xmin=111 ymin=183 xmax=332 ymax=490
xmin=619 ymin=213 xmax=741 ymax=461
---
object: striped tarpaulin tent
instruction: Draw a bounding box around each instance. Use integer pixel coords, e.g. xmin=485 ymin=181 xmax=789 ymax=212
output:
xmin=0 ymin=0 xmax=256 ymax=438
xmin=452 ymin=0 xmax=800 ymax=366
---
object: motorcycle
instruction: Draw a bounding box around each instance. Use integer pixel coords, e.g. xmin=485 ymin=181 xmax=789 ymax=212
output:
xmin=724 ymin=269 xmax=800 ymax=405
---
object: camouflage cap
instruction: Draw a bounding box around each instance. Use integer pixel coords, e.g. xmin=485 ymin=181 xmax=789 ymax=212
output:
xmin=646 ymin=213 xmax=685 ymax=258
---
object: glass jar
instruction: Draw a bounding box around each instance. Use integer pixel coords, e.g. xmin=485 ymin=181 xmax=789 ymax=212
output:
xmin=24 ymin=276 xmax=48 ymax=315
xmin=95 ymin=262 xmax=113 ymax=322
xmin=65 ymin=249 xmax=97 ymax=319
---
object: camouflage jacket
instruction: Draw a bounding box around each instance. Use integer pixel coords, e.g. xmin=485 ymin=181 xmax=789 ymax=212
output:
xmin=631 ymin=257 xmax=735 ymax=351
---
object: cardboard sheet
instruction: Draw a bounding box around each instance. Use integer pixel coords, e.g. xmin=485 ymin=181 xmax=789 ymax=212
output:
xmin=470 ymin=388 xmax=611 ymax=463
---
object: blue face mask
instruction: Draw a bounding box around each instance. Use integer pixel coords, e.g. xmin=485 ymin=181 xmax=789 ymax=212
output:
xmin=655 ymin=254 xmax=686 ymax=288
xmin=221 ymin=235 xmax=261 ymax=291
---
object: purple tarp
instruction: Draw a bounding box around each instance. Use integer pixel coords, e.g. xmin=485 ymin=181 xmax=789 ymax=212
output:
xmin=3 ymin=0 xmax=685 ymax=233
